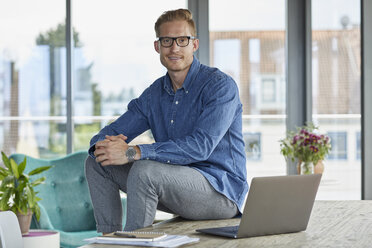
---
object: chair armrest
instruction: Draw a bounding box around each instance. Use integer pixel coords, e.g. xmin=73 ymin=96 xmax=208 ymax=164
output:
xmin=33 ymin=202 xmax=55 ymax=230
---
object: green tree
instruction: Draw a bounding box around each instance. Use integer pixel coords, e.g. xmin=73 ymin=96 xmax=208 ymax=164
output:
xmin=36 ymin=23 xmax=82 ymax=117
xmin=35 ymin=23 xmax=101 ymax=155
xmin=36 ymin=23 xmax=82 ymax=48
xmin=92 ymin=83 xmax=102 ymax=116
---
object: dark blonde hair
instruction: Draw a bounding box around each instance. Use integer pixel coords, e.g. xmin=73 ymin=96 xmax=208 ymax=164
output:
xmin=154 ymin=9 xmax=197 ymax=37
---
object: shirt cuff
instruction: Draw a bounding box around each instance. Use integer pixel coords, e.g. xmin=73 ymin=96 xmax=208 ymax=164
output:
xmin=88 ymin=136 xmax=106 ymax=159
xmin=88 ymin=145 xmax=96 ymax=159
xmin=138 ymin=144 xmax=157 ymax=160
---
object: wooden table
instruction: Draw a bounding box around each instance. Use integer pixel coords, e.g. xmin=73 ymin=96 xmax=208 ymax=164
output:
xmin=81 ymin=201 xmax=372 ymax=248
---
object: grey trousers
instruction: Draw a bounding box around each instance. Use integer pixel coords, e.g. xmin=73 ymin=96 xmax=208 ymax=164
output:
xmin=85 ymin=156 xmax=238 ymax=232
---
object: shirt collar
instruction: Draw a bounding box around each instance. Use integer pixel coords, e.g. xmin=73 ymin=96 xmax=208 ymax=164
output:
xmin=163 ymin=56 xmax=201 ymax=95
xmin=181 ymin=56 xmax=200 ymax=92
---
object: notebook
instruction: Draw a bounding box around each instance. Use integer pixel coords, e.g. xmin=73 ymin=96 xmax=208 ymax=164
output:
xmin=196 ymin=174 xmax=322 ymax=238
xmin=98 ymin=231 xmax=167 ymax=242
xmin=84 ymin=233 xmax=199 ymax=247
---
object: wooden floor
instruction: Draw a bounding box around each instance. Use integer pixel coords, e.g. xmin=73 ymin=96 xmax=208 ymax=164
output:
xmin=81 ymin=201 xmax=372 ymax=248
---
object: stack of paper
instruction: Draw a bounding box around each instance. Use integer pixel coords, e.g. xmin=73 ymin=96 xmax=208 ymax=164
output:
xmin=83 ymin=231 xmax=199 ymax=248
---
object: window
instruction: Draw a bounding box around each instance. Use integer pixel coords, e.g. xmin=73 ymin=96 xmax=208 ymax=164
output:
xmin=209 ymin=0 xmax=286 ymax=178
xmin=72 ymin=0 xmax=186 ymax=152
xmin=254 ymin=75 xmax=285 ymax=111
xmin=327 ymin=132 xmax=347 ymax=160
xmin=356 ymin=131 xmax=361 ymax=160
xmin=213 ymin=39 xmax=241 ymax=87
xmin=312 ymin=0 xmax=361 ymax=199
xmin=1 ymin=0 xmax=368 ymax=200
xmin=0 ymin=0 xmax=66 ymax=158
xmin=262 ymin=79 xmax=276 ymax=103
xmin=244 ymin=132 xmax=261 ymax=160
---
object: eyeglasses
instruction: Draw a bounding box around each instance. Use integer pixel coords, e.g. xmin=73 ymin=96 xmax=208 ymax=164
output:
xmin=157 ymin=36 xmax=196 ymax=48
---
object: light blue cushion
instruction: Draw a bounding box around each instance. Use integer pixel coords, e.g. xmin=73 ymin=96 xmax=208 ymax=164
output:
xmin=10 ymin=151 xmax=127 ymax=248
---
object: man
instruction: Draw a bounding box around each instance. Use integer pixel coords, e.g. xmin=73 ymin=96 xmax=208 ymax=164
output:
xmin=85 ymin=8 xmax=248 ymax=233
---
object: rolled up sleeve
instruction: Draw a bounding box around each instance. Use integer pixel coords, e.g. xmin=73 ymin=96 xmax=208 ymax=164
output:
xmin=88 ymin=89 xmax=150 ymax=158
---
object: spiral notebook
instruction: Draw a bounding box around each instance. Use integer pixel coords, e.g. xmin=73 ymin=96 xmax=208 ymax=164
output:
xmin=99 ymin=231 xmax=167 ymax=242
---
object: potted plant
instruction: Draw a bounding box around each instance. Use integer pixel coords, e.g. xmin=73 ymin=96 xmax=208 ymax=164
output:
xmin=0 ymin=151 xmax=52 ymax=234
xmin=279 ymin=122 xmax=332 ymax=174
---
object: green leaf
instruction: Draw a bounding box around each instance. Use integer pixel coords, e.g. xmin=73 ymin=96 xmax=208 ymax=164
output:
xmin=18 ymin=195 xmax=28 ymax=211
xmin=29 ymin=165 xmax=52 ymax=175
xmin=10 ymin=159 xmax=20 ymax=179
xmin=14 ymin=191 xmax=21 ymax=207
xmin=16 ymin=181 xmax=27 ymax=192
xmin=1 ymin=151 xmax=11 ymax=170
xmin=11 ymin=205 xmax=17 ymax=213
xmin=34 ymin=204 xmax=41 ymax=221
xmin=0 ymin=175 xmax=15 ymax=190
xmin=18 ymin=157 xmax=27 ymax=175
xmin=17 ymin=175 xmax=28 ymax=184
xmin=0 ymin=166 xmax=10 ymax=176
xmin=0 ymin=170 xmax=6 ymax=180
xmin=19 ymin=174 xmax=29 ymax=182
xmin=20 ymin=202 xmax=28 ymax=215
xmin=0 ymin=188 xmax=12 ymax=210
xmin=25 ymin=186 xmax=35 ymax=208
xmin=31 ymin=177 xmax=46 ymax=187
xmin=30 ymin=187 xmax=36 ymax=208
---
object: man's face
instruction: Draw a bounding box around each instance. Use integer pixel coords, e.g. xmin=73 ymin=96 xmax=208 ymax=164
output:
xmin=154 ymin=20 xmax=199 ymax=74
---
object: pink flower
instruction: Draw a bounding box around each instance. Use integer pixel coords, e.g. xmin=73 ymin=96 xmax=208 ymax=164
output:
xmin=304 ymin=138 xmax=311 ymax=146
xmin=300 ymin=129 xmax=309 ymax=136
xmin=309 ymin=146 xmax=319 ymax=153
xmin=280 ymin=122 xmax=331 ymax=164
xmin=292 ymin=135 xmax=300 ymax=145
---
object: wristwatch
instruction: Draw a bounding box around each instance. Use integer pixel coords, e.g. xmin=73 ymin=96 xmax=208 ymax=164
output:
xmin=126 ymin=146 xmax=137 ymax=163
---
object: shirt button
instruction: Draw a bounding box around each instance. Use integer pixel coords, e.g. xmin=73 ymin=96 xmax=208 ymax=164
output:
xmin=167 ymin=160 xmax=170 ymax=163
xmin=175 ymin=101 xmax=179 ymax=104
xmin=171 ymin=120 xmax=174 ymax=124
xmin=146 ymin=157 xmax=149 ymax=160
xmin=186 ymin=91 xmax=189 ymax=94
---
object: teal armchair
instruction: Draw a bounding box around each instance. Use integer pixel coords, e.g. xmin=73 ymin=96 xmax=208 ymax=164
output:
xmin=10 ymin=151 xmax=127 ymax=248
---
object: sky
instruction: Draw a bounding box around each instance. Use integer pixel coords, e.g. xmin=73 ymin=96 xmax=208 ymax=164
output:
xmin=0 ymin=0 xmax=361 ymax=96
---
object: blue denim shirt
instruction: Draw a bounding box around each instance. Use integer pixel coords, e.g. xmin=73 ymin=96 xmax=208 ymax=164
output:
xmin=89 ymin=57 xmax=248 ymax=212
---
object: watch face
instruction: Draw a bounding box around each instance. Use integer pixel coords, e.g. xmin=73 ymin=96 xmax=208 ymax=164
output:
xmin=127 ymin=147 xmax=136 ymax=157
xmin=126 ymin=147 xmax=136 ymax=157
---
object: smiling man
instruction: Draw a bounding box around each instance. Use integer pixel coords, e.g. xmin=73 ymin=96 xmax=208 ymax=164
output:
xmin=85 ymin=9 xmax=248 ymax=232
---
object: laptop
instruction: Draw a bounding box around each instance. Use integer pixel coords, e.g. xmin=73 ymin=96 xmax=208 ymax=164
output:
xmin=196 ymin=174 xmax=322 ymax=238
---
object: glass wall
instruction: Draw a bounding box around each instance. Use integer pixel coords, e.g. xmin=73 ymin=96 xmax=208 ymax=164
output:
xmin=209 ymin=0 xmax=286 ymax=182
xmin=72 ymin=0 xmax=186 ymax=152
xmin=0 ymin=0 xmax=66 ymax=158
xmin=312 ymin=0 xmax=361 ymax=199
xmin=0 ymin=0 xmax=365 ymax=200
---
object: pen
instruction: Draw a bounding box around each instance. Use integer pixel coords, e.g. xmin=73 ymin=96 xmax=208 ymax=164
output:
xmin=114 ymin=232 xmax=137 ymax=238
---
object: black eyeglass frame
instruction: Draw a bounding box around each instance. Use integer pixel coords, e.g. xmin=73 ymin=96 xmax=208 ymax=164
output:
xmin=157 ymin=36 xmax=197 ymax=47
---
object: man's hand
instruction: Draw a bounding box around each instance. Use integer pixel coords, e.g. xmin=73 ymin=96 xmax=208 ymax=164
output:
xmin=94 ymin=134 xmax=129 ymax=166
